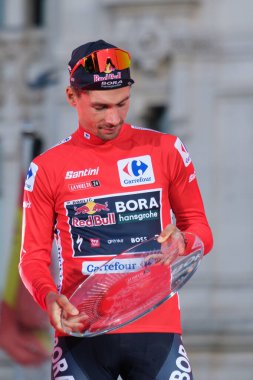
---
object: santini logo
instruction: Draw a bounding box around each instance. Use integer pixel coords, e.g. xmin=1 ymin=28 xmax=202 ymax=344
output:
xmin=117 ymin=155 xmax=155 ymax=187
xmin=65 ymin=167 xmax=99 ymax=179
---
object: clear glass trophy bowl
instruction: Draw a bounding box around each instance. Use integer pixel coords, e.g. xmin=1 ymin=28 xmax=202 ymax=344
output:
xmin=61 ymin=232 xmax=204 ymax=337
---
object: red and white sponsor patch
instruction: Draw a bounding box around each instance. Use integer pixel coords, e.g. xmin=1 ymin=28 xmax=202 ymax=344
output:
xmin=24 ymin=162 xmax=38 ymax=192
xmin=174 ymin=138 xmax=192 ymax=167
xmin=89 ymin=238 xmax=100 ymax=248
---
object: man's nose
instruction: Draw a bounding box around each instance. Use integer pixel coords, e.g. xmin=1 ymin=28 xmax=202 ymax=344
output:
xmin=105 ymin=108 xmax=121 ymax=125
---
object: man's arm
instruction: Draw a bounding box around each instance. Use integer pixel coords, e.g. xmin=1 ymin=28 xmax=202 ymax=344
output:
xmin=19 ymin=160 xmax=86 ymax=334
xmin=19 ymin=160 xmax=58 ymax=310
xmin=167 ymin=137 xmax=213 ymax=254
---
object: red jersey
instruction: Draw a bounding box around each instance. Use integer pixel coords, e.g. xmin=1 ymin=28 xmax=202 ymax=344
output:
xmin=19 ymin=123 xmax=213 ymax=335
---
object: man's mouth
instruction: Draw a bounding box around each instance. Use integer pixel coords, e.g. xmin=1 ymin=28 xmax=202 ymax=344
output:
xmin=100 ymin=125 xmax=120 ymax=132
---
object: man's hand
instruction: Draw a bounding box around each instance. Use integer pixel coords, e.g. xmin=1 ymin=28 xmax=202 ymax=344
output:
xmin=156 ymin=224 xmax=186 ymax=265
xmin=157 ymin=224 xmax=186 ymax=254
xmin=45 ymin=292 xmax=89 ymax=334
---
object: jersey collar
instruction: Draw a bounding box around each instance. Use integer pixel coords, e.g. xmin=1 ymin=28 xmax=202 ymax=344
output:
xmin=76 ymin=124 xmax=128 ymax=145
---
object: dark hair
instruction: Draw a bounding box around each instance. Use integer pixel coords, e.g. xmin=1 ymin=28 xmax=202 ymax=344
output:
xmin=70 ymin=86 xmax=89 ymax=97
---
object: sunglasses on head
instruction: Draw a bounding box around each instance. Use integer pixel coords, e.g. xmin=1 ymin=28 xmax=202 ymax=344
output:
xmin=70 ymin=48 xmax=131 ymax=80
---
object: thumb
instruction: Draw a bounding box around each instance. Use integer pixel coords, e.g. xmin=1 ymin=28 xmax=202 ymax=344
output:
xmin=57 ymin=295 xmax=79 ymax=316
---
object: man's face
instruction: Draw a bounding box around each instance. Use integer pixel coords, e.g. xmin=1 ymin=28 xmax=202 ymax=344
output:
xmin=67 ymin=86 xmax=131 ymax=141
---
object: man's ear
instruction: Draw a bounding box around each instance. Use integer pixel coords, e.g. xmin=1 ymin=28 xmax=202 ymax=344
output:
xmin=66 ymin=86 xmax=77 ymax=107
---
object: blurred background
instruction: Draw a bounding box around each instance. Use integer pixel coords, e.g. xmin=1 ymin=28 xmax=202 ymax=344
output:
xmin=0 ymin=0 xmax=252 ymax=379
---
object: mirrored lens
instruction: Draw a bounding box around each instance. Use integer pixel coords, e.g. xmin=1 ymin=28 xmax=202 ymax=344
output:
xmin=71 ymin=48 xmax=131 ymax=78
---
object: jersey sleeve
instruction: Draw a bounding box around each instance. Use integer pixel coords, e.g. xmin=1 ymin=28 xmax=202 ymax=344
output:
xmin=19 ymin=160 xmax=58 ymax=310
xmin=168 ymin=137 xmax=213 ymax=255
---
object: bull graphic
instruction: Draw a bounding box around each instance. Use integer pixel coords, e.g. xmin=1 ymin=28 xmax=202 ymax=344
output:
xmin=74 ymin=201 xmax=109 ymax=215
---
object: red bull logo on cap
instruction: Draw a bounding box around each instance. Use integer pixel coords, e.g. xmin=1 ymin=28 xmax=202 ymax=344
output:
xmin=93 ymin=72 xmax=121 ymax=82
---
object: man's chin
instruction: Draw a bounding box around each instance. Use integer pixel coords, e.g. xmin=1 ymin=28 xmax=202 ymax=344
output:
xmin=99 ymin=127 xmax=121 ymax=140
xmin=101 ymin=134 xmax=118 ymax=141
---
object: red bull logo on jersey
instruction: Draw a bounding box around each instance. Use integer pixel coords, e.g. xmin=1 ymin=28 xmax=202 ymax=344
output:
xmin=74 ymin=201 xmax=109 ymax=215
xmin=71 ymin=200 xmax=115 ymax=228
xmin=72 ymin=213 xmax=116 ymax=227
xmin=117 ymin=155 xmax=155 ymax=187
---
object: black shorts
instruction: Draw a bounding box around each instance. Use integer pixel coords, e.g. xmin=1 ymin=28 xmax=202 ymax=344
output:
xmin=52 ymin=333 xmax=194 ymax=380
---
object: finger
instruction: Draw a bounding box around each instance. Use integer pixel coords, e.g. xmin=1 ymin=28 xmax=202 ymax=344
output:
xmin=53 ymin=317 xmax=68 ymax=334
xmin=157 ymin=231 xmax=172 ymax=243
xmin=61 ymin=313 xmax=90 ymax=334
xmin=157 ymin=225 xmax=178 ymax=243
xmin=57 ymin=295 xmax=79 ymax=316
xmin=54 ymin=306 xmax=84 ymax=334
xmin=160 ymin=244 xmax=178 ymax=265
xmin=63 ymin=320 xmax=90 ymax=334
xmin=47 ymin=295 xmax=79 ymax=332
xmin=177 ymin=238 xmax=186 ymax=255
xmin=170 ymin=231 xmax=186 ymax=255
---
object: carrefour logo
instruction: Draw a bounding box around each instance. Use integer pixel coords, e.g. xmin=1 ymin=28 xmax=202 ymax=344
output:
xmin=117 ymin=155 xmax=155 ymax=187
xmin=24 ymin=162 xmax=38 ymax=192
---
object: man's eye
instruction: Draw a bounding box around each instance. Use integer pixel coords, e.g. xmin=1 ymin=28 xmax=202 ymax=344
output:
xmin=94 ymin=106 xmax=105 ymax=111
